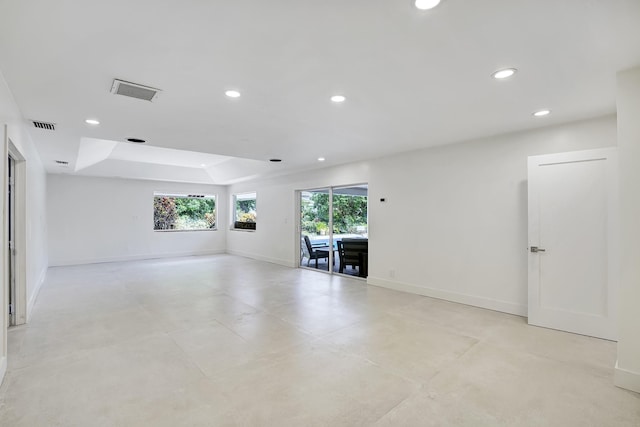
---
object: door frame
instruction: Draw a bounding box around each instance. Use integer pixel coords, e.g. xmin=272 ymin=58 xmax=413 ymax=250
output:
xmin=296 ymin=186 xmax=334 ymax=273
xmin=4 ymin=130 xmax=27 ymax=326
xmin=527 ymin=147 xmax=619 ymax=340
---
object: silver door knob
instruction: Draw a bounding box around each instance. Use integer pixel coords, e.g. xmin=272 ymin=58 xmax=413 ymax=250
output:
xmin=530 ymin=246 xmax=546 ymax=253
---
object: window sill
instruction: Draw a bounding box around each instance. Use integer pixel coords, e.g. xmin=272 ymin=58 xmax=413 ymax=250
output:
xmin=233 ymin=221 xmax=256 ymax=231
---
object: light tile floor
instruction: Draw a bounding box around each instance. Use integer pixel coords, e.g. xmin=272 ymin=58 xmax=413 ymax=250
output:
xmin=0 ymin=255 xmax=638 ymax=426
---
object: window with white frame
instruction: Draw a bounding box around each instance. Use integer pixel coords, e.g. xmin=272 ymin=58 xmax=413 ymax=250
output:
xmin=153 ymin=193 xmax=216 ymax=231
xmin=232 ymin=192 xmax=256 ymax=230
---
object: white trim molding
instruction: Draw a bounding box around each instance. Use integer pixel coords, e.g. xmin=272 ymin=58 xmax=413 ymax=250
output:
xmin=367 ymin=276 xmax=527 ymax=317
xmin=26 ymin=267 xmax=48 ymax=322
xmin=614 ymin=361 xmax=640 ymax=393
xmin=49 ymin=250 xmax=226 ymax=267
xmin=0 ymin=356 xmax=6 ymax=386
xmin=226 ymin=249 xmax=296 ymax=268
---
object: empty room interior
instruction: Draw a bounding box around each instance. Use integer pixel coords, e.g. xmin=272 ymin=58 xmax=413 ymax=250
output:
xmin=1 ymin=0 xmax=640 ymax=425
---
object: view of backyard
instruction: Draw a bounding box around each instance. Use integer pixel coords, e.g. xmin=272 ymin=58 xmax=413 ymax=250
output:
xmin=300 ymin=187 xmax=369 ymax=276
xmin=235 ymin=195 xmax=256 ymax=223
xmin=153 ymin=195 xmax=216 ymax=231
xmin=233 ymin=192 xmax=257 ymax=230
xmin=301 ymin=190 xmax=368 ymax=240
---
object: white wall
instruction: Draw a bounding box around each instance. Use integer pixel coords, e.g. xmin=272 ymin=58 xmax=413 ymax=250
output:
xmin=47 ymin=175 xmax=227 ymax=266
xmin=368 ymin=116 xmax=616 ymax=315
xmin=615 ymin=66 xmax=640 ymax=393
xmin=20 ymin=144 xmax=48 ymax=320
xmin=228 ymin=116 xmax=616 ymax=316
xmin=0 ymin=70 xmax=49 ymax=384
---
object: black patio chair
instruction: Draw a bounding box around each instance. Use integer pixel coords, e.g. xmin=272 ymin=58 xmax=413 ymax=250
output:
xmin=338 ymin=238 xmax=368 ymax=277
xmin=302 ymin=235 xmax=331 ymax=268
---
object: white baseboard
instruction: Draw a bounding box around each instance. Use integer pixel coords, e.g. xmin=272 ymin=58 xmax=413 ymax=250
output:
xmin=614 ymin=361 xmax=640 ymax=393
xmin=49 ymin=250 xmax=226 ymax=267
xmin=0 ymin=356 xmax=6 ymax=386
xmin=367 ymin=276 xmax=527 ymax=317
xmin=226 ymin=249 xmax=296 ymax=268
xmin=26 ymin=267 xmax=47 ymax=322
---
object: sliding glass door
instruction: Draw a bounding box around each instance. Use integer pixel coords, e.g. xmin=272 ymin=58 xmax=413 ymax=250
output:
xmin=299 ymin=184 xmax=368 ymax=277
xmin=299 ymin=188 xmax=332 ymax=272
xmin=332 ymin=185 xmax=368 ymax=277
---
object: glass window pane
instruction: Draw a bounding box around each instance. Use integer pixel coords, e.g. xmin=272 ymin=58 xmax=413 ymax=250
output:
xmin=153 ymin=194 xmax=216 ymax=231
xmin=299 ymin=189 xmax=331 ymax=271
xmin=332 ymin=185 xmax=368 ymax=277
xmin=233 ymin=192 xmax=257 ymax=230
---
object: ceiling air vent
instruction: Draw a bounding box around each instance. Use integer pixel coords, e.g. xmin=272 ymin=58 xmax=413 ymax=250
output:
xmin=33 ymin=121 xmax=56 ymax=131
xmin=111 ymin=79 xmax=161 ymax=102
xmin=55 ymin=160 xmax=69 ymax=167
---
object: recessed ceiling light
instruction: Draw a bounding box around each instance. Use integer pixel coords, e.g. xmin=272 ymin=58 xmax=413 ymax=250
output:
xmin=415 ymin=0 xmax=441 ymax=10
xmin=492 ymin=68 xmax=517 ymax=80
xmin=225 ymin=90 xmax=241 ymax=98
xmin=318 ymin=157 xmax=326 ymax=162
xmin=85 ymin=119 xmax=100 ymax=125
xmin=533 ymin=109 xmax=551 ymax=117
xmin=330 ymin=95 xmax=346 ymax=103
xmin=200 ymin=164 xmax=207 ymax=167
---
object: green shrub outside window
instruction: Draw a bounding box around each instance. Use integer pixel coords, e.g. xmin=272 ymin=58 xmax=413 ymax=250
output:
xmin=154 ymin=194 xmax=216 ymax=231
xmin=233 ymin=192 xmax=256 ymax=230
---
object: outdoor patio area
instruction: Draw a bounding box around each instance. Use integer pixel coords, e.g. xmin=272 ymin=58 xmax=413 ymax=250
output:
xmin=301 ymin=235 xmax=368 ymax=278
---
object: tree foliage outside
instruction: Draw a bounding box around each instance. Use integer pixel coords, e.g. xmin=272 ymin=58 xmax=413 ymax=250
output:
xmin=154 ymin=196 xmax=216 ymax=230
xmin=235 ymin=198 xmax=256 ymax=223
xmin=301 ymin=192 xmax=367 ymax=235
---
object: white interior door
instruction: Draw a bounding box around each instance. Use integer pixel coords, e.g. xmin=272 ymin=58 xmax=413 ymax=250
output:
xmin=528 ymin=148 xmax=618 ymax=340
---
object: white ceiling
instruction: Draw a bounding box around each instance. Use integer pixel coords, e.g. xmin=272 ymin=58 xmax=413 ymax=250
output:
xmin=1 ymin=0 xmax=639 ymax=184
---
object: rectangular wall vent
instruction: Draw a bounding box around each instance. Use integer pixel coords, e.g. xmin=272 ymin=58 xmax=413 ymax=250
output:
xmin=111 ymin=79 xmax=161 ymax=102
xmin=33 ymin=121 xmax=56 ymax=130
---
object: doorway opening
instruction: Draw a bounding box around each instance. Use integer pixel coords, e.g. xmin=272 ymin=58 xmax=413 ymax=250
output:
xmin=5 ymin=137 xmax=26 ymax=327
xmin=7 ymin=156 xmax=15 ymax=326
xmin=299 ymin=184 xmax=368 ymax=278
